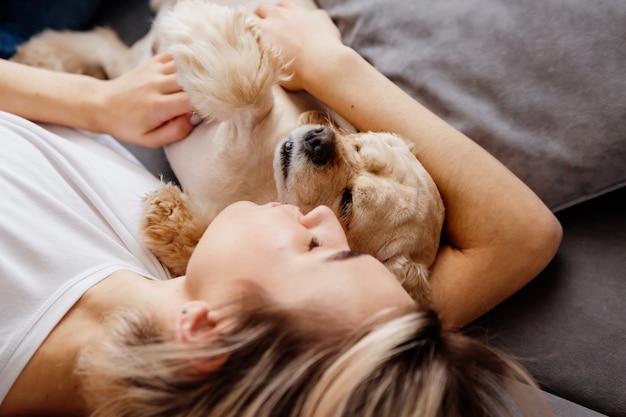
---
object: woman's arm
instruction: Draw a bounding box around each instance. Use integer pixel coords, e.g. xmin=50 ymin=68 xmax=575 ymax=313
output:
xmin=0 ymin=54 xmax=197 ymax=147
xmin=255 ymin=1 xmax=563 ymax=328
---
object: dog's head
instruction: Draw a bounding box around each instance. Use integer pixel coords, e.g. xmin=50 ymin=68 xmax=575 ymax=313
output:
xmin=273 ymin=113 xmax=445 ymax=306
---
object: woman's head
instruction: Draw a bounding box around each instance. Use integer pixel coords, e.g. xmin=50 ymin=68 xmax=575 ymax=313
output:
xmin=78 ymin=294 xmax=549 ymax=417
xmin=184 ymin=201 xmax=414 ymax=325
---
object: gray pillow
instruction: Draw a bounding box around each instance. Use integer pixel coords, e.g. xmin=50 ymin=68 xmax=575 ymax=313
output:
xmin=316 ymin=0 xmax=626 ymax=212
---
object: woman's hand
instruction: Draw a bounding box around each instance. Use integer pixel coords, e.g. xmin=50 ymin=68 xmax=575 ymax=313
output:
xmin=95 ymin=53 xmax=198 ymax=147
xmin=254 ymin=0 xmax=342 ymax=92
xmin=0 ymin=53 xmax=198 ymax=147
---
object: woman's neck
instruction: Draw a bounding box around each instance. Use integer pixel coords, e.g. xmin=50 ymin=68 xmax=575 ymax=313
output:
xmin=0 ymin=270 xmax=187 ymax=417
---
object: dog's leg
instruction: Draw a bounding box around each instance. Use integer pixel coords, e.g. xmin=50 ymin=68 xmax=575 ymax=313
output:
xmin=142 ymin=183 xmax=218 ymax=277
xmin=159 ymin=1 xmax=286 ymax=122
xmin=11 ymin=27 xmax=131 ymax=79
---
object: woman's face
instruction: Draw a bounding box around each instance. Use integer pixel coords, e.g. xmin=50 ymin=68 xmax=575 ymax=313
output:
xmin=185 ymin=202 xmax=414 ymax=324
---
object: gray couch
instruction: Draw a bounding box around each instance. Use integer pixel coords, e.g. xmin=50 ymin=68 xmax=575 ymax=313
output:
xmin=93 ymin=0 xmax=625 ymax=416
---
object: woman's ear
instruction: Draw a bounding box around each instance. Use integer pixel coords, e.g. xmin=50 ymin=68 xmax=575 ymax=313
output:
xmin=174 ymin=300 xmax=230 ymax=373
xmin=175 ymin=300 xmax=218 ymax=344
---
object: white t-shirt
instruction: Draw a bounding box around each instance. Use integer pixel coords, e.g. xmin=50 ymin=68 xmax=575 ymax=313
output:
xmin=0 ymin=112 xmax=171 ymax=402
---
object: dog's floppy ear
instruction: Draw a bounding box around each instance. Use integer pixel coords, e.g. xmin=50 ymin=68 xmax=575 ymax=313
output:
xmin=384 ymin=255 xmax=433 ymax=308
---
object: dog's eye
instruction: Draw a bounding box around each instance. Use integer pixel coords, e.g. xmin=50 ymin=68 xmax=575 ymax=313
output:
xmin=309 ymin=237 xmax=320 ymax=250
xmin=354 ymin=144 xmax=361 ymax=152
xmin=340 ymin=188 xmax=353 ymax=217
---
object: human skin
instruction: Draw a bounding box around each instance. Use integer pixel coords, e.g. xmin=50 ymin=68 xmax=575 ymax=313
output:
xmin=185 ymin=202 xmax=415 ymax=324
xmin=0 ymin=201 xmax=414 ymax=417
xmin=254 ymin=0 xmax=563 ymax=328
xmin=0 ymin=53 xmax=196 ymax=147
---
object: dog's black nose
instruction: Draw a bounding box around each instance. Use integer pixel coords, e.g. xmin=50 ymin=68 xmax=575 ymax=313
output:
xmin=303 ymin=126 xmax=335 ymax=165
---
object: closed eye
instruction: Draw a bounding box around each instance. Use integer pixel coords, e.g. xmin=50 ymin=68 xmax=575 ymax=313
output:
xmin=340 ymin=188 xmax=353 ymax=222
xmin=309 ymin=237 xmax=320 ymax=250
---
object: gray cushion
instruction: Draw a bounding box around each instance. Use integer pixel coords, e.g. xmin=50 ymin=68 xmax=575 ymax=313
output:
xmin=316 ymin=0 xmax=626 ymax=212
xmin=545 ymin=390 xmax=609 ymax=417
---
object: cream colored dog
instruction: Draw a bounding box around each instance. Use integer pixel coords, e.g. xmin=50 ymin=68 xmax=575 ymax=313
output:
xmin=13 ymin=0 xmax=445 ymax=306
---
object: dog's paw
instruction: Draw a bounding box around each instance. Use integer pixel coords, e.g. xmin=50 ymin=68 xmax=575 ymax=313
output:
xmin=142 ymin=183 xmax=214 ymax=277
xmin=159 ymin=1 xmax=285 ymax=121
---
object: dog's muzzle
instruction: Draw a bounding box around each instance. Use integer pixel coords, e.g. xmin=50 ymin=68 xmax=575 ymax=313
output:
xmin=303 ymin=126 xmax=336 ymax=166
xmin=279 ymin=126 xmax=336 ymax=180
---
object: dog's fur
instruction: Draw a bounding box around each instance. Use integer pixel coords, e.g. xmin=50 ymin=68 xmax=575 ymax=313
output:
xmin=13 ymin=0 xmax=445 ymax=306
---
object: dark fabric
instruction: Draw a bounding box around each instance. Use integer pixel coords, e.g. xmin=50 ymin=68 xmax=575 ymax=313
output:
xmin=0 ymin=0 xmax=104 ymax=58
xmin=91 ymin=0 xmax=154 ymax=45
xmin=316 ymin=0 xmax=626 ymax=213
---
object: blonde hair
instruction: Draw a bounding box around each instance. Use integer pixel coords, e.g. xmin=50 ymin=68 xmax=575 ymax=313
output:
xmin=77 ymin=298 xmax=550 ymax=417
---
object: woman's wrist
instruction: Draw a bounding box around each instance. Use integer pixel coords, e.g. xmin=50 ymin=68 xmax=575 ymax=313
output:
xmin=83 ymin=77 xmax=112 ymax=135
xmin=296 ymin=43 xmax=356 ymax=91
xmin=301 ymin=44 xmax=360 ymax=99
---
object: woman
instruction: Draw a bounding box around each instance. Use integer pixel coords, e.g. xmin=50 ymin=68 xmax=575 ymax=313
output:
xmin=0 ymin=1 xmax=561 ymax=415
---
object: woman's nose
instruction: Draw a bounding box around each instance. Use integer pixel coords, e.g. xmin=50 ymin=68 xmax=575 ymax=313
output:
xmin=301 ymin=206 xmax=348 ymax=245
xmin=301 ymin=205 xmax=335 ymax=228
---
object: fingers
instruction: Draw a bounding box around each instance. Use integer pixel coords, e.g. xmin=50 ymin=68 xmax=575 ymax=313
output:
xmin=159 ymin=57 xmax=177 ymax=75
xmin=255 ymin=1 xmax=293 ymax=18
xmin=145 ymin=113 xmax=196 ymax=148
xmin=152 ymin=52 xmax=175 ymax=65
xmin=277 ymin=0 xmax=298 ymax=9
xmin=147 ymin=60 xmax=198 ymax=146
xmin=254 ymin=4 xmax=271 ymax=18
xmin=158 ymin=91 xmax=196 ymax=121
xmin=132 ymin=94 xmax=197 ymax=148
xmin=146 ymin=53 xmax=177 ymax=76
xmin=150 ymin=55 xmax=183 ymax=94
xmin=160 ymin=72 xmax=185 ymax=94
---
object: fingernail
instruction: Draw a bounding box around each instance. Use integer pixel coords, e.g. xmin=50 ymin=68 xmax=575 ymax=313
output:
xmin=190 ymin=113 xmax=202 ymax=126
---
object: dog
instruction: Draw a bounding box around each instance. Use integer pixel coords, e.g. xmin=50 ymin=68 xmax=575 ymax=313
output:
xmin=12 ymin=0 xmax=445 ymax=307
